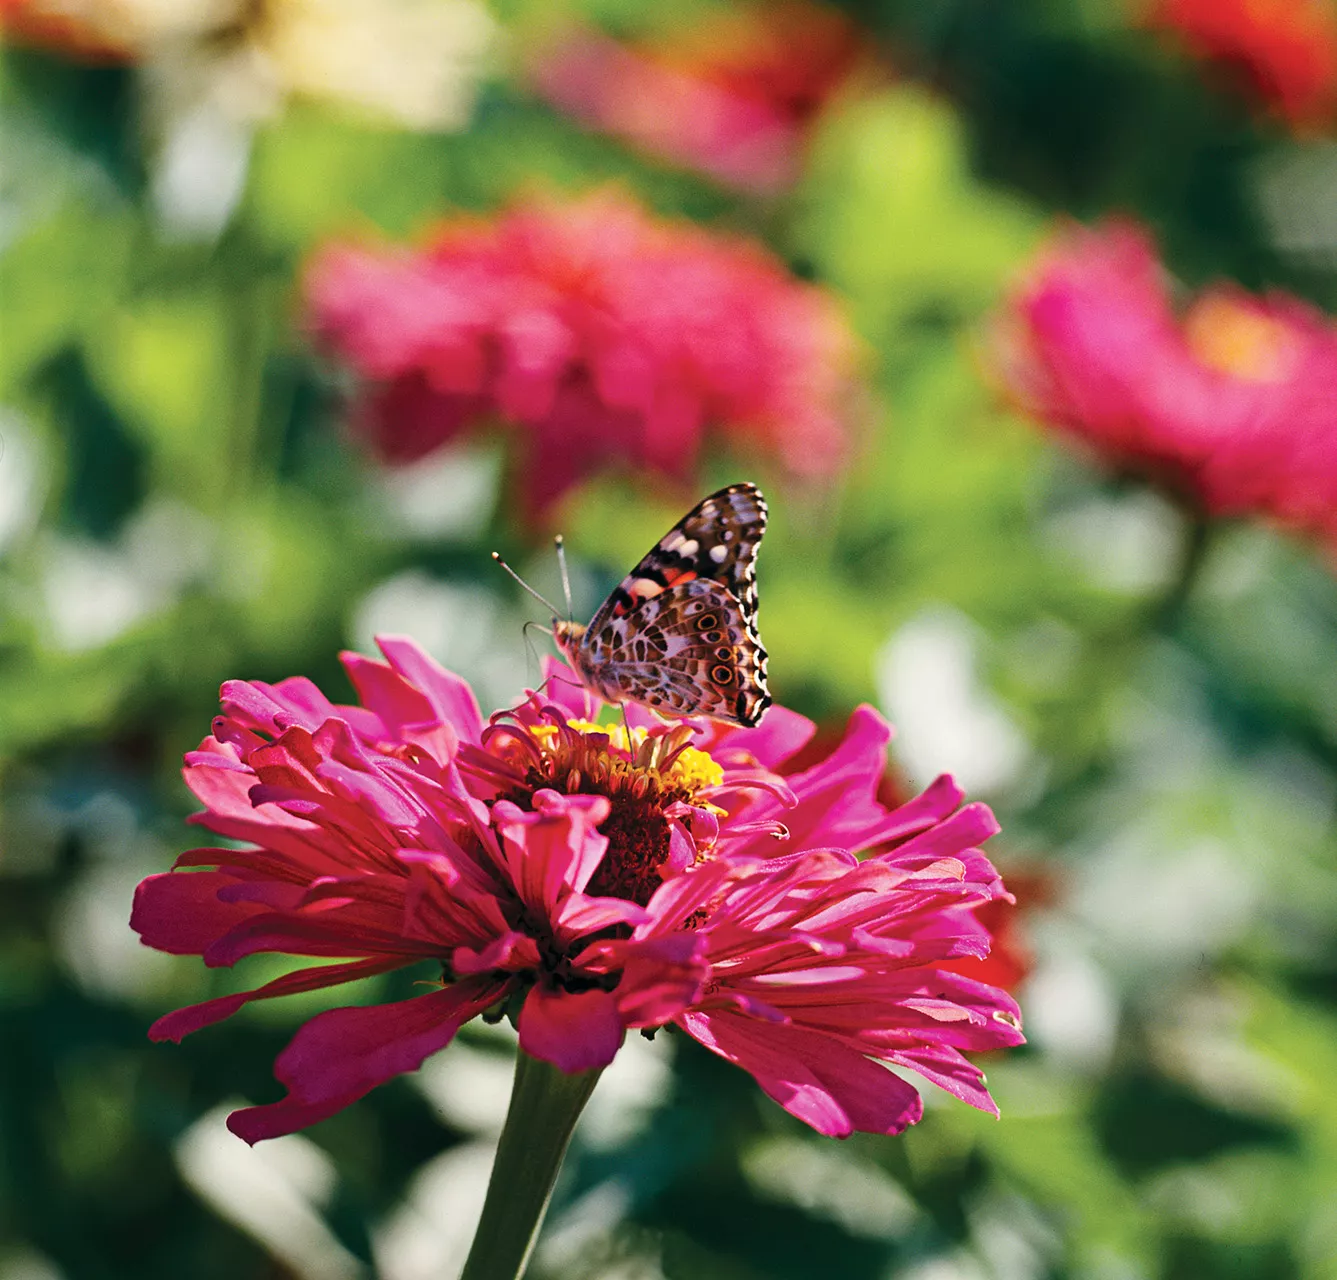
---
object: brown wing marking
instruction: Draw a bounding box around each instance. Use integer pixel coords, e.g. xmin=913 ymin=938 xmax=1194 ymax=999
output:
xmin=589 ymin=579 xmax=771 ymax=727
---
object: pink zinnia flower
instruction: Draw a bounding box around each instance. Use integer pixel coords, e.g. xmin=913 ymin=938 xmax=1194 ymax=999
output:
xmin=1143 ymin=0 xmax=1337 ymax=130
xmin=528 ymin=3 xmax=867 ymax=194
xmin=132 ymin=637 xmax=1022 ymax=1143
xmin=992 ymin=219 xmax=1337 ymax=551
xmin=304 ymin=192 xmax=858 ymax=518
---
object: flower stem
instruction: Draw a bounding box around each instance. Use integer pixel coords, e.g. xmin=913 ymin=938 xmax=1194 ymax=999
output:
xmin=459 ymin=1052 xmax=602 ymax=1280
xmin=1154 ymin=510 xmax=1214 ymax=631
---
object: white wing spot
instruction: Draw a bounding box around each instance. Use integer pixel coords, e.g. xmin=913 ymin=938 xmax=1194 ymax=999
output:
xmin=631 ymin=578 xmax=660 ymax=597
xmin=709 ymin=543 xmax=729 ymax=564
xmin=678 ymin=539 xmax=699 ymax=557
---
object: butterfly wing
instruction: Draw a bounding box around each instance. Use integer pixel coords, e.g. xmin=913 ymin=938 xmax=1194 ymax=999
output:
xmin=574 ymin=484 xmax=770 ymax=726
xmin=584 ymin=483 xmax=767 ymax=636
xmin=588 ymin=578 xmax=771 ymax=726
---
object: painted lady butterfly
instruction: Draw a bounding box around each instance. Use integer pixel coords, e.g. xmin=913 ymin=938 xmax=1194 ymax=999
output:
xmin=552 ymin=484 xmax=772 ymax=727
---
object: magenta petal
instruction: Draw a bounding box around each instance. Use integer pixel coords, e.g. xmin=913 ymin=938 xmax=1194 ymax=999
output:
xmin=880 ymin=774 xmax=966 ymax=842
xmin=680 ymin=1010 xmax=923 ymax=1137
xmin=340 ymin=650 xmax=439 ymax=739
xmin=555 ymin=893 xmax=650 ymax=936
xmin=131 ymin=870 xmax=266 ymax=955
xmin=228 ymin=1093 xmax=368 ymax=1145
xmin=493 ymin=792 xmax=610 ymax=914
xmin=884 ymin=803 xmax=1001 ymax=867
xmin=375 ymin=635 xmax=484 ymax=743
xmin=518 ymin=985 xmax=625 ymax=1072
xmin=890 ymin=1043 xmax=999 ymax=1115
xmin=227 ymin=976 xmax=508 ymax=1143
xmin=712 ymin=705 xmax=816 ymax=770
xmin=452 ymin=931 xmax=540 ymax=974
xmin=610 ymin=934 xmax=708 ymax=1026
xmin=149 ymin=957 xmax=405 ymax=1042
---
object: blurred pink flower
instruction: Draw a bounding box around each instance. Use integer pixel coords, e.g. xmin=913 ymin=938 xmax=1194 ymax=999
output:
xmin=1143 ymin=0 xmax=1337 ymax=129
xmin=133 ymin=638 xmax=1022 ymax=1143
xmin=527 ymin=3 xmax=867 ymax=193
xmin=993 ymin=219 xmax=1337 ymax=549
xmin=304 ymin=192 xmax=858 ymax=518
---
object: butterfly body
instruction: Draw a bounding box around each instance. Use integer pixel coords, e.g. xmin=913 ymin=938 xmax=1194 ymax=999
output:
xmin=553 ymin=484 xmax=771 ymax=727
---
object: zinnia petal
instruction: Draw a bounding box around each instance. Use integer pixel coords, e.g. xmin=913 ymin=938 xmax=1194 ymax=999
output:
xmin=227 ymin=977 xmax=508 ymax=1144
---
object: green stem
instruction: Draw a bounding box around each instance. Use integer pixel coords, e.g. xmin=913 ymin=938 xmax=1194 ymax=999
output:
xmin=459 ymin=1052 xmax=602 ymax=1280
xmin=1153 ymin=511 xmax=1214 ymax=632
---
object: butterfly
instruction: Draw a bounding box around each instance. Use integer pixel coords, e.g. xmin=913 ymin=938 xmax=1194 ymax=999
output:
xmin=544 ymin=484 xmax=772 ymax=727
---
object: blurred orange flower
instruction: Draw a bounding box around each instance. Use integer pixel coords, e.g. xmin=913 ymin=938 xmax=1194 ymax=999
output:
xmin=1144 ymin=0 xmax=1337 ymax=129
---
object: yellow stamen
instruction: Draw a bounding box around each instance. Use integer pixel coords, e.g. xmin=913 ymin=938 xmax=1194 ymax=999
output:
xmin=1185 ymin=295 xmax=1298 ymax=384
xmin=530 ymin=720 xmax=725 ymax=794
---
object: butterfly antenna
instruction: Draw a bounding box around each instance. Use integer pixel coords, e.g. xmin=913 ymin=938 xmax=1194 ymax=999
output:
xmin=491 ymin=552 xmax=561 ymax=616
xmin=554 ymin=534 xmax=574 ymax=620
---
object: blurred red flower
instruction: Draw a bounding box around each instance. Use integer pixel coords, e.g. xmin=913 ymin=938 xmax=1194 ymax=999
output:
xmin=992 ymin=219 xmax=1337 ymax=551
xmin=527 ymin=2 xmax=868 ymax=193
xmin=1144 ymin=0 xmax=1337 ymax=129
xmin=132 ymin=640 xmax=1022 ymax=1143
xmin=306 ymin=192 xmax=858 ymax=518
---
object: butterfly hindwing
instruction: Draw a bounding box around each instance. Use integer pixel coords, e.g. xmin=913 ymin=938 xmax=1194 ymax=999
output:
xmin=589 ymin=579 xmax=771 ymax=725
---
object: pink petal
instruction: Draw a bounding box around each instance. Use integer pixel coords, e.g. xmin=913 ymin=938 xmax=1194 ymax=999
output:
xmin=227 ymin=976 xmax=508 ymax=1143
xmin=376 ymin=635 xmax=484 ymax=744
xmin=880 ymin=774 xmax=967 ymax=843
xmin=131 ymin=871 xmax=267 ymax=955
xmin=452 ymin=931 xmax=541 ymax=974
xmin=711 ymin=705 xmax=816 ymax=770
xmin=492 ymin=792 xmax=610 ymax=916
xmin=881 ymin=803 xmax=1001 ymax=868
xmin=340 ymin=650 xmax=441 ymax=740
xmin=201 ymin=908 xmax=438 ymax=967
xmin=889 ymin=1043 xmax=999 ymax=1115
xmin=149 ymin=957 xmax=405 ymax=1042
xmin=605 ymin=934 xmax=708 ymax=1025
xmin=680 ymin=1010 xmax=923 ymax=1137
xmin=518 ymin=985 xmax=625 ymax=1072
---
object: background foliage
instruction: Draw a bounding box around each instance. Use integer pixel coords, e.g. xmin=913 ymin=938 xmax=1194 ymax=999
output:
xmin=4 ymin=1 xmax=1337 ymax=1278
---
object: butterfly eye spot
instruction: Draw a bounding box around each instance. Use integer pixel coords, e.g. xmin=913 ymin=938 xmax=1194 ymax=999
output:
xmin=714 ymin=646 xmax=733 ymax=660
xmin=701 ymin=630 xmax=724 ymax=645
xmin=712 ymin=665 xmax=736 ymax=685
xmin=696 ymin=614 xmax=719 ymax=631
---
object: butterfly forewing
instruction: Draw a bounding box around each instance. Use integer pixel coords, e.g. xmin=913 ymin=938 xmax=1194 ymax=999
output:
xmin=586 ymin=483 xmax=767 ymax=634
xmin=567 ymin=483 xmax=771 ymax=727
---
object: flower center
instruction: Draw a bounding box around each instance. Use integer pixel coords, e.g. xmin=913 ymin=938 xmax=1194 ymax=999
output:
xmin=1184 ymin=295 xmax=1299 ymax=383
xmin=479 ymin=717 xmax=724 ymax=907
